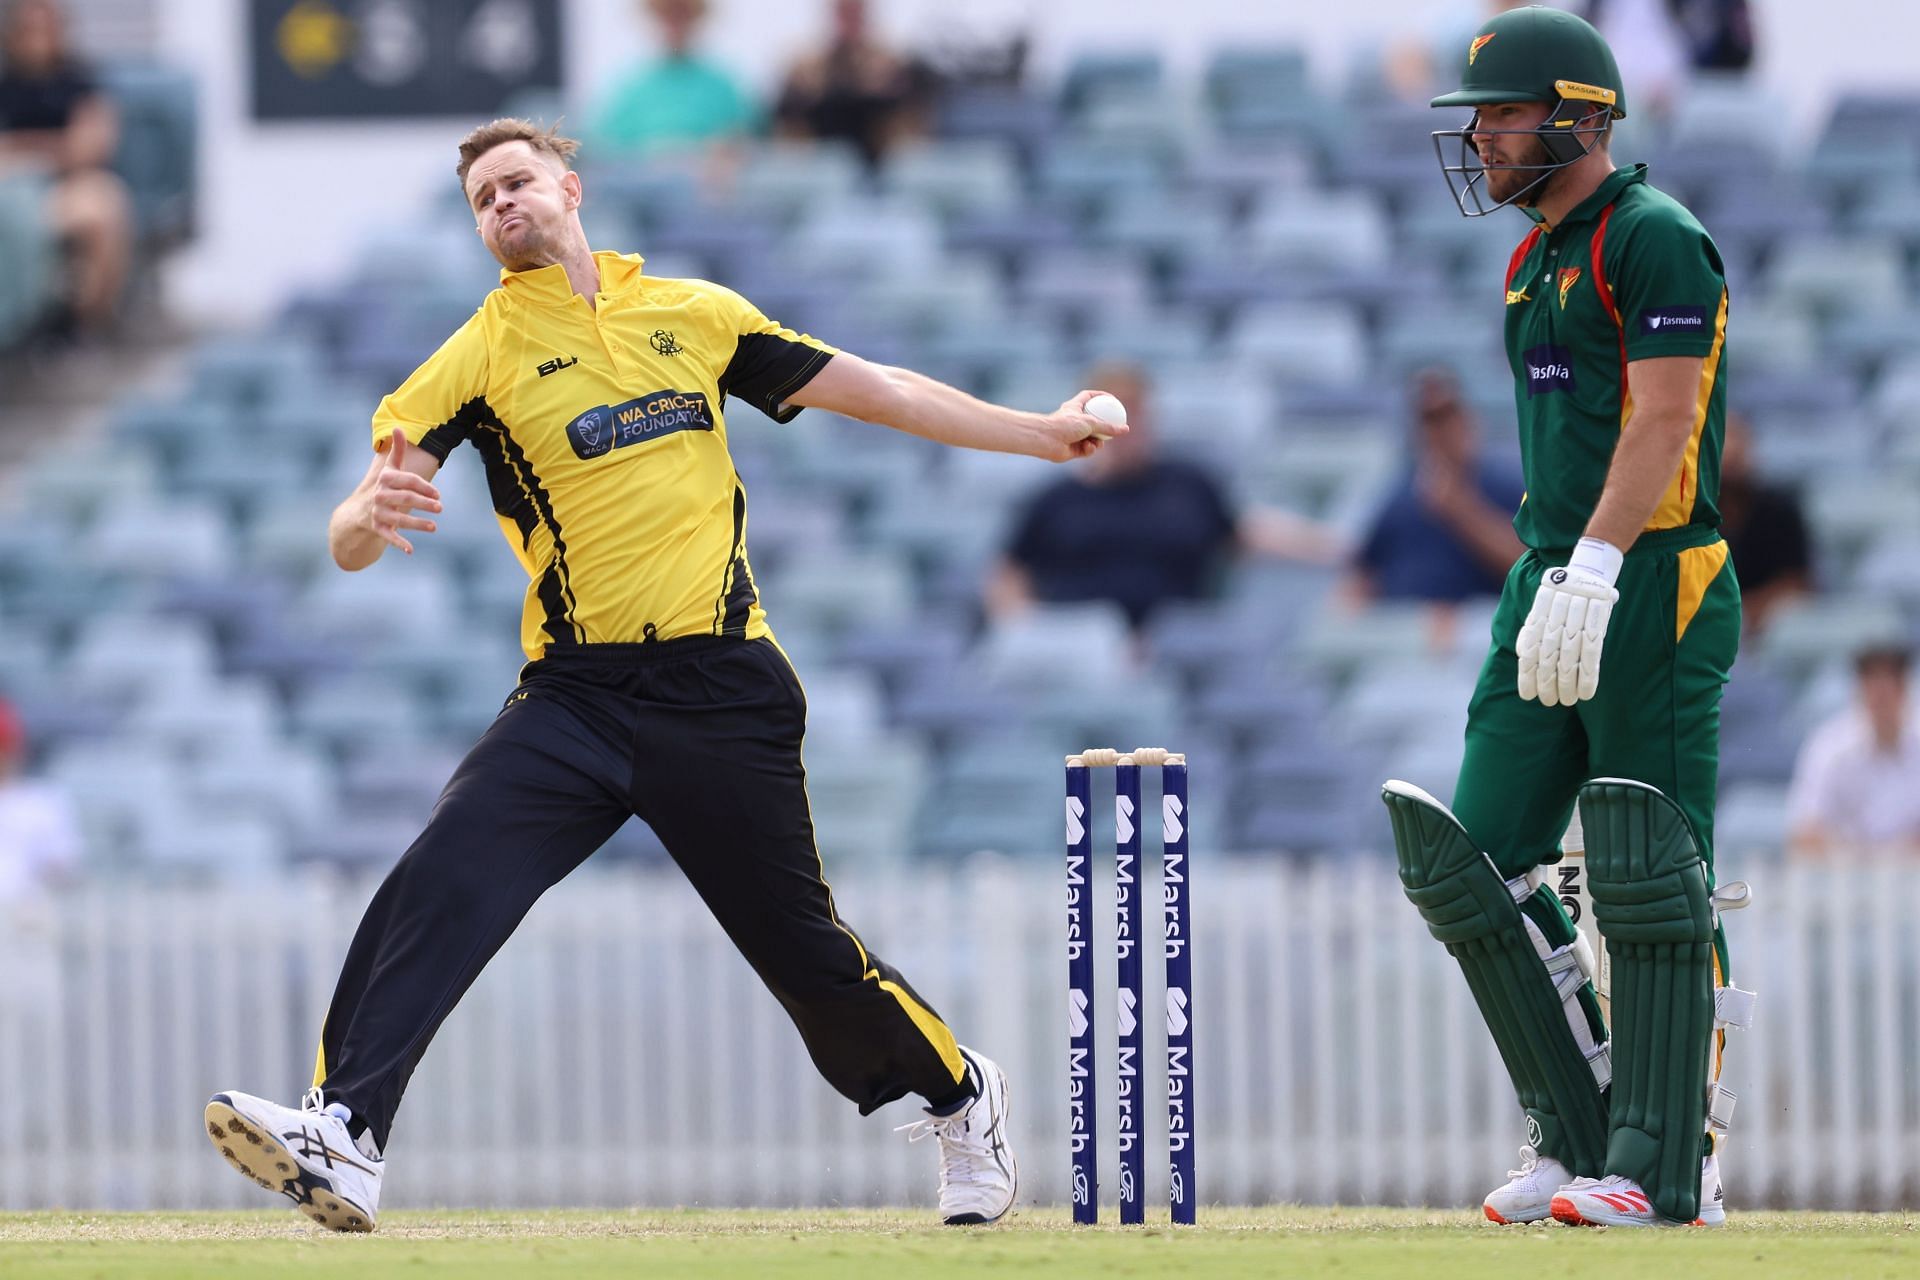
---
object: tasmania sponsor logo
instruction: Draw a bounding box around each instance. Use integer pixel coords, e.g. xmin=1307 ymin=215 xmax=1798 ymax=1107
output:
xmin=1640 ymin=306 xmax=1707 ymax=334
xmin=1524 ymin=344 xmax=1576 ymax=397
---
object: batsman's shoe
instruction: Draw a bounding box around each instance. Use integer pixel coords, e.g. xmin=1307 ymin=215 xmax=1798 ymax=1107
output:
xmin=896 ymin=1046 xmax=1017 ymax=1225
xmin=1696 ymin=1154 xmax=1727 ymax=1227
xmin=204 ymin=1089 xmax=381 ymax=1231
xmin=1551 ymin=1155 xmax=1727 ymax=1228
xmin=1483 ymin=1145 xmax=1573 ymax=1224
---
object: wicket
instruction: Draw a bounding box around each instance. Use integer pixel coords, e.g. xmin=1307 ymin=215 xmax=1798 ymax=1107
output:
xmin=1065 ymin=747 xmax=1194 ymax=1225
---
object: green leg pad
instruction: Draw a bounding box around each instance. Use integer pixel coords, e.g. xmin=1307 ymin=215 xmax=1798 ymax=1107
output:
xmin=1580 ymin=778 xmax=1716 ymax=1222
xmin=1384 ymin=783 xmax=1610 ymax=1176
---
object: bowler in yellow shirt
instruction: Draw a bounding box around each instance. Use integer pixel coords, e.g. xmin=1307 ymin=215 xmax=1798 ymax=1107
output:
xmin=205 ymin=118 xmax=1119 ymax=1233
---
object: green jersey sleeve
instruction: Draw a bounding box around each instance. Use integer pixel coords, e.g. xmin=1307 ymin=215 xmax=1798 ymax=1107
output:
xmin=1603 ymin=205 xmax=1727 ymax=361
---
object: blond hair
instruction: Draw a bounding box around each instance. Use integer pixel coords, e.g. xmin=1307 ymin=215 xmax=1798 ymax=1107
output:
xmin=455 ymin=117 xmax=580 ymax=190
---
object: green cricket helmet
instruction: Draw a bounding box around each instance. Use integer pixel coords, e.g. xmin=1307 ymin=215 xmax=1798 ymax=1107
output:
xmin=1430 ymin=5 xmax=1626 ymax=217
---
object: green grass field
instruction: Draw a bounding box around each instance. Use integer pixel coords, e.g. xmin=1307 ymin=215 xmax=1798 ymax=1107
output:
xmin=1 ymin=1208 xmax=1914 ymax=1279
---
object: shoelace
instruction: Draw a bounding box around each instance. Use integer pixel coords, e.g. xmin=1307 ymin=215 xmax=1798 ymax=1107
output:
xmin=1506 ymin=1145 xmax=1540 ymax=1180
xmin=301 ymin=1087 xmax=327 ymax=1115
xmin=895 ymin=1112 xmax=990 ymax=1190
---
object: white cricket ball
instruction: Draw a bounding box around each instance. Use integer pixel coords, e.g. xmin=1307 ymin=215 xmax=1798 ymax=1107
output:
xmin=1084 ymin=393 xmax=1128 ymax=437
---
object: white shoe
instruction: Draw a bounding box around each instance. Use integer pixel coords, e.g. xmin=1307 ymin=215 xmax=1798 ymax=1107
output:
xmin=896 ymin=1046 xmax=1017 ymax=1225
xmin=1696 ymin=1153 xmax=1727 ymax=1227
xmin=1550 ymin=1153 xmax=1726 ymax=1228
xmin=1482 ymin=1145 xmax=1572 ymax=1224
xmin=205 ymin=1089 xmax=382 ymax=1232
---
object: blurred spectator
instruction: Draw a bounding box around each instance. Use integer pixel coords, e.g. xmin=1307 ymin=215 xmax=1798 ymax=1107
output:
xmin=1787 ymin=646 xmax=1920 ymax=860
xmin=1717 ymin=410 xmax=1811 ymax=637
xmin=1576 ymin=0 xmax=1689 ymax=124
xmin=1342 ymin=369 xmax=1525 ymax=606
xmin=0 ymin=698 xmax=80 ymax=906
xmin=585 ymin=0 xmax=758 ymax=161
xmin=1582 ymin=0 xmax=1755 ymax=73
xmin=775 ymin=0 xmax=930 ymax=167
xmin=988 ymin=361 xmax=1340 ymax=633
xmin=0 ymin=0 xmax=131 ymax=336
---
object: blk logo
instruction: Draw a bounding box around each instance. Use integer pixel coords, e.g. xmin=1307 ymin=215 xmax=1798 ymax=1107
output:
xmin=536 ymin=354 xmax=577 ymax=377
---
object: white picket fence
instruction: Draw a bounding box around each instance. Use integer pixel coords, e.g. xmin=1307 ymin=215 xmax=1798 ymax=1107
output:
xmin=0 ymin=858 xmax=1914 ymax=1213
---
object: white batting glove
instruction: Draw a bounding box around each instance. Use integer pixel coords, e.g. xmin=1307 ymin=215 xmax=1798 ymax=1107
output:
xmin=1516 ymin=538 xmax=1622 ymax=707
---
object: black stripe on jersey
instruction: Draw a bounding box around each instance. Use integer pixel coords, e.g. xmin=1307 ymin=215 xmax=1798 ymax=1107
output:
xmin=719 ymin=335 xmax=833 ymax=423
xmin=467 ymin=412 xmax=585 ymax=648
xmin=714 ymin=481 xmax=756 ymax=638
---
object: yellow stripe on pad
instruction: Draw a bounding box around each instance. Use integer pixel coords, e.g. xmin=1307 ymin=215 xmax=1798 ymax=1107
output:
xmin=312 ymin=1038 xmax=327 ymax=1090
xmin=1676 ymin=540 xmax=1731 ymax=642
xmin=874 ymin=973 xmax=966 ymax=1084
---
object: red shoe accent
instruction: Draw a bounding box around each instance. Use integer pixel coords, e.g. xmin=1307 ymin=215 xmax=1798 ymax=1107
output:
xmin=1550 ymin=1196 xmax=1591 ymax=1227
xmin=1484 ymin=1205 xmax=1510 ymax=1224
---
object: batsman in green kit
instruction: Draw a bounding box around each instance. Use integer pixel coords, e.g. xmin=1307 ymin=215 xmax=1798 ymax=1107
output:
xmin=1382 ymin=6 xmax=1755 ymax=1228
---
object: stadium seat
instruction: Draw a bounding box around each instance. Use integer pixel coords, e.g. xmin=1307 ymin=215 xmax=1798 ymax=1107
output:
xmin=84 ymin=499 xmax=231 ymax=580
xmin=1759 ymin=597 xmax=1910 ymax=674
xmin=1246 ymin=193 xmax=1390 ymax=274
xmin=1769 ymin=237 xmax=1908 ymax=315
xmin=969 ymin=604 xmax=1133 ymax=692
xmin=756 ymin=550 xmax=915 ymax=638
xmin=881 ymin=139 xmax=1020 ymax=218
xmin=128 ymin=675 xmax=285 ymax=756
xmin=1059 ymin=51 xmax=1165 ymax=115
xmin=66 ymin=614 xmax=220 ymax=699
xmin=1229 ymin=302 xmax=1368 ymax=386
xmin=730 ymin=141 xmax=865 ymax=219
xmin=789 ymin=198 xmax=943 ymax=278
xmin=804 ymin=741 xmax=926 ymax=867
xmin=46 ymin=741 xmax=190 ymax=867
xmin=1204 ymin=46 xmax=1317 ymax=139
xmin=189 ymin=740 xmax=339 ymax=835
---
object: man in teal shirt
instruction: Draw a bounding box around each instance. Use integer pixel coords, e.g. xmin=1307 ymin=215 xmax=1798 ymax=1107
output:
xmin=587 ymin=0 xmax=757 ymax=157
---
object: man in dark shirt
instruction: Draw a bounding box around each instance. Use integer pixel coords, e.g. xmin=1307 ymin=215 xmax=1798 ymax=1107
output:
xmin=1716 ymin=409 xmax=1810 ymax=636
xmin=0 ymin=0 xmax=131 ymax=334
xmin=990 ymin=361 xmax=1338 ymax=631
xmin=774 ymin=0 xmax=929 ymax=167
xmin=1344 ymin=367 xmax=1527 ymax=604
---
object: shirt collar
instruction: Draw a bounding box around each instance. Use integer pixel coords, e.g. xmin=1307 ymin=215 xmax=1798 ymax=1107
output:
xmin=1526 ymin=163 xmax=1648 ymax=231
xmin=499 ymin=250 xmax=647 ymax=306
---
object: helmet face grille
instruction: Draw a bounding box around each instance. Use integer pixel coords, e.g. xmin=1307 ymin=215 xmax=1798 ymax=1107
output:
xmin=1430 ymin=104 xmax=1609 ymax=218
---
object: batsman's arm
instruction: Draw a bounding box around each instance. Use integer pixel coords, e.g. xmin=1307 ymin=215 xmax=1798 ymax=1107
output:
xmin=1581 ymin=355 xmax=1707 ymax=553
xmin=787 ymin=352 xmax=1124 ymax=462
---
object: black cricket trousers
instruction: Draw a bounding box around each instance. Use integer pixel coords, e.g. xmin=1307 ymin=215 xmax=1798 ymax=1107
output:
xmin=312 ymin=635 xmax=971 ymax=1148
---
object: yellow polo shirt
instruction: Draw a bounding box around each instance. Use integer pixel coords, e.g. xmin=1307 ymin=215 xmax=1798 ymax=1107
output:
xmin=370 ymin=251 xmax=836 ymax=659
